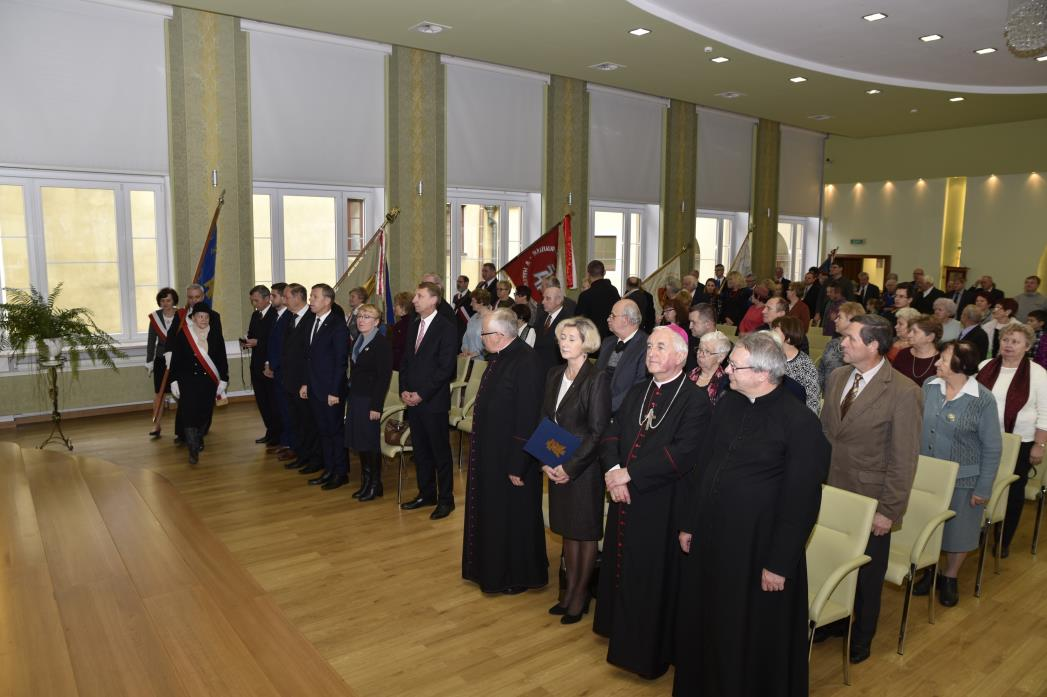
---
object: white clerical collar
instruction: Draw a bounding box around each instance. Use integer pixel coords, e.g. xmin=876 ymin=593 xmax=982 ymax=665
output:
xmin=654 ymin=371 xmax=683 ymax=387
xmin=927 ymin=375 xmax=980 ymax=400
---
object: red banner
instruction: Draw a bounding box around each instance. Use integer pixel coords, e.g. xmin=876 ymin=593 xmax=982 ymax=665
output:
xmin=500 ymin=223 xmax=559 ymax=302
xmin=563 ymin=214 xmax=575 ymax=289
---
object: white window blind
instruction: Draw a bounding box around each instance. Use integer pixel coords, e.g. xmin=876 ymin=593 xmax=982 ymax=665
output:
xmin=0 ymin=0 xmax=170 ymax=173
xmin=696 ymin=108 xmax=755 ymax=212
xmin=245 ymin=22 xmax=388 ymax=187
xmin=588 ymin=85 xmax=667 ymax=204
xmin=445 ymin=58 xmax=547 ymax=192
xmin=778 ymin=126 xmax=826 ymax=217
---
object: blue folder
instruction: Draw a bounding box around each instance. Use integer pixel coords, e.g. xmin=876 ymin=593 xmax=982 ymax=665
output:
xmin=524 ymin=418 xmax=582 ymax=467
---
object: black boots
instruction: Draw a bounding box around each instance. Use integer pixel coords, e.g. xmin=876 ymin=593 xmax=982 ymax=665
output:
xmin=938 ymin=576 xmax=959 ymax=606
xmin=185 ymin=427 xmax=201 ymax=465
xmin=357 ymin=452 xmax=384 ymax=502
xmin=351 ymin=452 xmax=371 ymax=499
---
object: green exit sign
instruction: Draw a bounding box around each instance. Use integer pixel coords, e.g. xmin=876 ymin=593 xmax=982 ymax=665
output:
xmin=850 ymin=238 xmax=865 ymax=245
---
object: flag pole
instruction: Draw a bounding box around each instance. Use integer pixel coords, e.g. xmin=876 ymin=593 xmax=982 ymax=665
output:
xmin=333 ymin=207 xmax=400 ymax=292
xmin=727 ymin=231 xmax=751 ymax=274
xmin=642 ymin=245 xmax=691 ymax=286
xmin=192 ymin=189 xmax=225 ymax=286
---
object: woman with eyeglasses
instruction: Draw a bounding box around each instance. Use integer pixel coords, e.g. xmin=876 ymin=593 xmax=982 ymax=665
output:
xmin=344 ymin=303 xmax=393 ymax=501
xmin=687 ymin=330 xmax=732 ymax=406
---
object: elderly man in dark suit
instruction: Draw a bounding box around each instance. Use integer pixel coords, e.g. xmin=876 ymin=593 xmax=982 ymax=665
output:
xmin=623 ymin=276 xmax=656 ymax=334
xmin=533 ymin=284 xmax=572 ymax=372
xmin=400 ymin=281 xmax=459 ymax=519
xmin=913 ymin=274 xmax=946 ymax=314
xmin=596 ymin=299 xmax=648 ymax=414
xmin=302 ymin=284 xmax=350 ymax=490
xmin=819 ymin=314 xmax=923 ymax=664
xmin=533 ymin=276 xmax=576 ymax=327
xmin=855 ymin=272 xmax=881 ymax=306
xmin=957 ymin=305 xmax=990 ymax=360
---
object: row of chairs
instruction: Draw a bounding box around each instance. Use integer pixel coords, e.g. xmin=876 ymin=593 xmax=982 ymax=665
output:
xmin=808 ymin=432 xmax=1029 ymax=685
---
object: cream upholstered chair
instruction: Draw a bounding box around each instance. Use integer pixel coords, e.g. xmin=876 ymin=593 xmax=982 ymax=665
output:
xmin=806 ymin=485 xmax=877 ymax=685
xmin=448 ymin=358 xmax=477 ymax=427
xmin=884 ymin=455 xmax=959 ymax=655
xmin=378 ymin=403 xmax=413 ymax=504
xmin=451 ymin=361 xmax=486 ymax=468
xmin=1027 ymin=458 xmax=1047 ymax=555
xmin=974 ymin=432 xmax=1021 ymax=596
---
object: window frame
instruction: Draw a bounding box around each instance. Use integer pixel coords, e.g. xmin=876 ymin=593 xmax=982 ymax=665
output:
xmin=0 ymin=167 xmax=170 ymax=344
xmin=588 ymin=201 xmax=647 ymax=291
xmin=445 ymin=188 xmax=536 ymax=284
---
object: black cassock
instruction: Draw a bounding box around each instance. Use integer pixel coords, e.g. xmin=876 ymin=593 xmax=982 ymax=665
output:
xmin=462 ymin=339 xmax=549 ymax=593
xmin=593 ymin=374 xmax=711 ymax=679
xmin=673 ymin=385 xmax=829 ymax=697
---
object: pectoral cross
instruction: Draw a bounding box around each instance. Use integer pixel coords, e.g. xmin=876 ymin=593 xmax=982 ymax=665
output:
xmin=641 ymin=408 xmax=656 ymax=430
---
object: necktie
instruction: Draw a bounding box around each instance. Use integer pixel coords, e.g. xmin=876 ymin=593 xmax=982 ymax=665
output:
xmin=543 ymin=314 xmax=552 ymax=333
xmin=310 ymin=318 xmax=320 ymax=344
xmin=840 ymin=373 xmax=863 ymax=419
xmin=415 ymin=319 xmax=426 ymax=352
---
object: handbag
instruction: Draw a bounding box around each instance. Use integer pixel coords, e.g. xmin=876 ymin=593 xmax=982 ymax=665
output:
xmin=383 ymin=418 xmax=411 ymax=446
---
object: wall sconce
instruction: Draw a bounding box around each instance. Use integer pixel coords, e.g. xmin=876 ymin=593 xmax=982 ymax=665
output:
xmin=680 ymin=201 xmax=687 ymax=213
xmin=417 ymin=180 xmax=423 ymax=197
xmin=567 ymin=192 xmax=573 ymax=206
xmin=211 ymin=169 xmax=218 ymax=188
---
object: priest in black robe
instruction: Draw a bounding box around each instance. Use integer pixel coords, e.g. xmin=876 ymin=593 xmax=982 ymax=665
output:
xmin=673 ymin=331 xmax=829 ymax=697
xmin=594 ymin=325 xmax=711 ymax=680
xmin=462 ymin=309 xmax=549 ymax=594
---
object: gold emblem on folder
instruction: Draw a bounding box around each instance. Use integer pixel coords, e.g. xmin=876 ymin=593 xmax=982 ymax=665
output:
xmin=546 ymin=439 xmax=566 ymax=458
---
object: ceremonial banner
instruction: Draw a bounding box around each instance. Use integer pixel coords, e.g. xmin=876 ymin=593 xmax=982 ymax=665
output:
xmin=500 ymin=223 xmax=560 ymax=302
xmin=192 ymin=191 xmax=224 ymax=305
xmin=643 ymin=246 xmax=690 ymax=315
xmin=728 ymin=232 xmax=752 ymax=277
xmin=524 ymin=418 xmax=581 ymax=467
xmin=563 ymin=214 xmax=576 ymax=289
xmin=333 ymin=209 xmax=399 ymax=314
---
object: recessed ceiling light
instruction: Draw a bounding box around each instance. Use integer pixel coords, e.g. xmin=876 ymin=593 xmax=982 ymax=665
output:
xmin=409 ymin=21 xmax=451 ymax=34
xmin=974 ymin=47 xmax=996 ymax=55
xmin=711 ymin=56 xmax=730 ymax=63
xmin=1037 ymin=55 xmax=1047 ymax=62
xmin=628 ymin=27 xmax=651 ymax=36
xmin=715 ymin=91 xmax=745 ymax=99
xmin=789 ymin=76 xmax=807 ymax=83
xmin=863 ymin=12 xmax=887 ymax=22
xmin=808 ymin=114 xmax=834 ymax=121
xmin=589 ymin=62 xmax=624 ymax=71
xmin=910 ymin=108 xmax=919 ymax=113
xmin=866 ymin=89 xmax=881 ymax=94
xmin=920 ymin=34 xmax=942 ymax=42
xmin=949 ymin=96 xmax=965 ymax=102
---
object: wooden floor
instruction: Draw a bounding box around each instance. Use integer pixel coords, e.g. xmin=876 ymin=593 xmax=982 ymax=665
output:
xmin=4 ymin=403 xmax=1047 ymax=696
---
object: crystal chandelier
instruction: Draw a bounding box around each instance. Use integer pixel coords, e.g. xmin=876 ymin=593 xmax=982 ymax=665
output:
xmin=1005 ymin=0 xmax=1047 ymax=55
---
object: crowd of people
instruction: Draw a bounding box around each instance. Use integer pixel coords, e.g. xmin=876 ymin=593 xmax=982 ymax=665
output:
xmin=143 ymin=259 xmax=1047 ymax=695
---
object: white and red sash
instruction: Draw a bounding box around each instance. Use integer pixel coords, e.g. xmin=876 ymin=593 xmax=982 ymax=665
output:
xmin=181 ymin=319 xmax=220 ymax=385
xmin=149 ymin=311 xmax=172 ymax=342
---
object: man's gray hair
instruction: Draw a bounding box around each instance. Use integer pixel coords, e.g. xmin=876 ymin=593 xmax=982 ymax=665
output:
xmin=651 ymin=325 xmax=688 ymax=357
xmin=933 ymin=297 xmax=957 ymax=315
xmin=421 ymin=272 xmax=444 ymax=292
xmin=618 ymin=299 xmax=641 ymax=325
xmin=487 ymin=308 xmax=519 ymax=338
xmin=737 ymin=331 xmax=787 ymax=383
xmin=186 ymin=283 xmax=205 ymax=294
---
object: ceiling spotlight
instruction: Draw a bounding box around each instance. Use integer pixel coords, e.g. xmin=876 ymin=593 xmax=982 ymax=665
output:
xmin=715 ymin=91 xmax=745 ymax=99
xmin=974 ymin=47 xmax=996 ymax=55
xmin=589 ymin=62 xmax=624 ymax=71
xmin=1038 ymin=55 xmax=1047 ymax=61
xmin=711 ymin=56 xmax=730 ymax=63
xmin=863 ymin=12 xmax=887 ymax=21
xmin=949 ymin=96 xmax=965 ymax=102
xmin=920 ymin=34 xmax=943 ymax=42
xmin=866 ymin=89 xmax=881 ymax=94
xmin=910 ymin=108 xmax=919 ymax=113
xmin=789 ymin=76 xmax=807 ymax=83
xmin=808 ymin=114 xmax=834 ymax=121
xmin=409 ymin=21 xmax=451 ymax=34
xmin=628 ymin=27 xmax=651 ymax=36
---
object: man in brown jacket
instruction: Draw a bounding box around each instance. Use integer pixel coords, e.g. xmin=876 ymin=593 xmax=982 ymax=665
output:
xmin=820 ymin=314 xmax=923 ymax=664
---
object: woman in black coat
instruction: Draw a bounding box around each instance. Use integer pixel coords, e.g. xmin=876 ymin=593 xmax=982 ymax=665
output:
xmin=169 ymin=303 xmax=228 ymax=465
xmin=146 ymin=287 xmax=180 ymax=438
xmin=344 ymin=303 xmax=393 ymax=501
xmin=541 ymin=316 xmax=612 ymax=624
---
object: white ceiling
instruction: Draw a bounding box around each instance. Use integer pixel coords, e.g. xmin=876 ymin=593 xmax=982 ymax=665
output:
xmin=629 ymin=0 xmax=1047 ymax=93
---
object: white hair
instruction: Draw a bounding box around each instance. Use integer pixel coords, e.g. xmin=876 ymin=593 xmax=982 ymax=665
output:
xmin=651 ymin=325 xmax=688 ymax=357
xmin=486 ymin=308 xmax=518 ymax=338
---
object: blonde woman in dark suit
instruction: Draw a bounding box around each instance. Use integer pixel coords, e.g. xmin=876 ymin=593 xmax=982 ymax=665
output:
xmin=541 ymin=316 xmax=611 ymax=624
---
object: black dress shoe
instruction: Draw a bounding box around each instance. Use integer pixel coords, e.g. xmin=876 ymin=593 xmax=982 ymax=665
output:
xmin=400 ymin=495 xmax=437 ymax=510
xmin=299 ymin=464 xmax=324 ymax=475
xmin=284 ymin=459 xmax=307 ymax=470
xmin=148 ymin=430 xmax=161 ymax=439
xmin=255 ymin=435 xmax=270 ymax=444
xmin=849 ymin=644 xmax=871 ymax=664
xmin=548 ymin=603 xmax=568 ymax=616
xmin=308 ymin=473 xmax=331 ymax=486
xmin=430 ymin=502 xmax=456 ymax=519
xmin=321 ymin=475 xmax=349 ymax=491
xmin=911 ymin=570 xmax=938 ymax=597
xmin=174 ymin=435 xmax=184 ymax=446
xmin=939 ymin=576 xmax=959 ymax=607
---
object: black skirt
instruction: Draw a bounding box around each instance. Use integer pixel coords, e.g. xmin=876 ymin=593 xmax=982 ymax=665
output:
xmin=344 ymin=393 xmax=380 ymax=452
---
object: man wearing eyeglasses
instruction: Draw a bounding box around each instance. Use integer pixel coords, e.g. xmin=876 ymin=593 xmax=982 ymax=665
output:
xmin=596 ymin=299 xmax=648 ymax=414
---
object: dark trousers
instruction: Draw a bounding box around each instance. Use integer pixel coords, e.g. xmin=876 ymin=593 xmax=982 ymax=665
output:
xmin=274 ymin=370 xmax=294 ymax=449
xmin=288 ymin=390 xmax=320 ymax=465
xmin=251 ymin=366 xmax=276 ymax=438
xmin=1002 ymin=441 xmax=1035 ymax=548
xmin=309 ymin=392 xmax=346 ymax=477
xmin=407 ymin=408 xmax=454 ymax=504
xmin=852 ymin=531 xmax=891 ymax=649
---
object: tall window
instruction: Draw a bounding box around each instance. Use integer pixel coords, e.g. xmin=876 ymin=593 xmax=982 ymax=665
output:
xmin=777 ymin=218 xmax=808 ymax=281
xmin=0 ymin=170 xmax=168 ymax=341
xmin=252 ymin=183 xmax=380 ymax=287
xmin=694 ymin=212 xmax=734 ymax=281
xmin=589 ymin=203 xmax=644 ymax=292
xmin=445 ymin=190 xmax=531 ymax=285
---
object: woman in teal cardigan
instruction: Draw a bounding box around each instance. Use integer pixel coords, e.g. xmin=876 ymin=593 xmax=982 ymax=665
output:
xmin=913 ymin=340 xmax=1001 ymax=606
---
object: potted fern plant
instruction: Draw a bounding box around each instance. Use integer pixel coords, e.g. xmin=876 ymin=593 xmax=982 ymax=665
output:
xmin=0 ymin=284 xmax=126 ymax=375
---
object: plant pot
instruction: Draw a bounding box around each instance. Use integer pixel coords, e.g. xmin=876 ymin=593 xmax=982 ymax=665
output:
xmin=41 ymin=337 xmax=65 ymax=361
